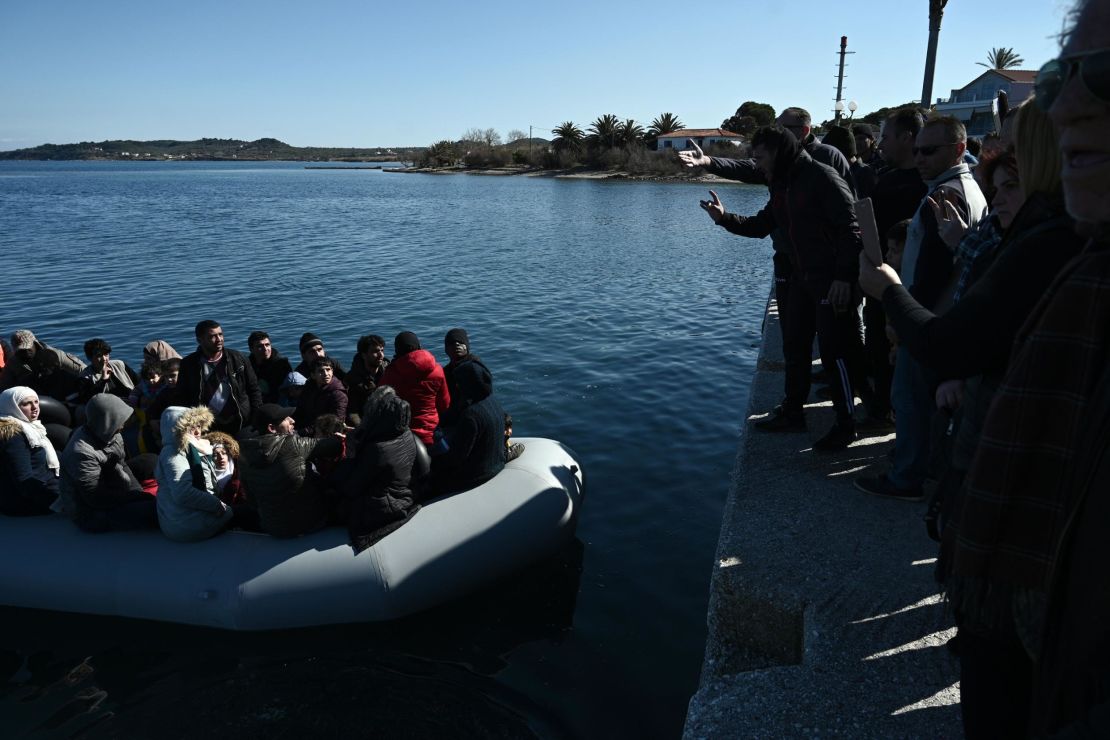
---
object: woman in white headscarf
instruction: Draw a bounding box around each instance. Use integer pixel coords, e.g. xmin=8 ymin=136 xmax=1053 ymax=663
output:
xmin=0 ymin=386 xmax=61 ymax=515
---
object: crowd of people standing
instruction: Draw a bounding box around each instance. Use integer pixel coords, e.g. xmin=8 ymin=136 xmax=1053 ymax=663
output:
xmin=684 ymin=0 xmax=1108 ymax=734
xmin=0 ymin=324 xmax=521 ymax=553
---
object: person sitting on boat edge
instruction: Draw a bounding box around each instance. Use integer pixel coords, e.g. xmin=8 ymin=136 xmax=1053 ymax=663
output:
xmin=294 ymin=357 xmax=348 ymax=435
xmin=247 ymin=330 xmax=293 ymax=405
xmin=174 ymin=320 xmax=262 ymax=436
xmin=154 ymin=405 xmax=233 ymax=542
xmin=58 ymin=393 xmax=156 ymax=533
xmin=0 ymin=386 xmax=61 ymax=516
xmin=379 ymin=332 xmax=450 ymax=447
xmin=346 ymin=334 xmax=389 ymax=422
xmin=428 ymin=361 xmax=506 ymax=497
xmin=336 ymin=386 xmax=429 ymax=553
xmin=295 ymin=332 xmax=347 ymax=382
xmin=0 ymin=329 xmax=85 ymax=401
xmin=238 ymin=403 xmax=343 ymax=538
xmin=442 ymin=328 xmax=490 ymax=404
xmin=77 ymin=338 xmax=139 ymax=405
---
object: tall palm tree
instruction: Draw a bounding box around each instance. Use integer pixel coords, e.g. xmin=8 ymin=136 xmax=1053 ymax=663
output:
xmin=647 ymin=112 xmax=684 ymax=139
xmin=618 ymin=119 xmax=645 ymax=146
xmin=920 ymin=0 xmax=949 ymax=107
xmin=977 ymin=47 xmax=1025 ymax=69
xmin=587 ymin=114 xmax=621 ymax=150
xmin=551 ymin=121 xmax=584 ymax=152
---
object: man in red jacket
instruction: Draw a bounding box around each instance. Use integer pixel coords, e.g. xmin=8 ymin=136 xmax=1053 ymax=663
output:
xmin=379 ymin=332 xmax=450 ymax=446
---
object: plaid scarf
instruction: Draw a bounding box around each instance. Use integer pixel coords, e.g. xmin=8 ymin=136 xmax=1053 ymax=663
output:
xmin=944 ymin=237 xmax=1110 ymax=650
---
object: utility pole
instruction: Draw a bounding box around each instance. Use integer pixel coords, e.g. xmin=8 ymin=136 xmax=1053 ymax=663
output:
xmin=921 ymin=0 xmax=949 ymax=107
xmin=833 ymin=36 xmax=855 ymax=124
xmin=529 ymin=125 xmax=533 ymax=161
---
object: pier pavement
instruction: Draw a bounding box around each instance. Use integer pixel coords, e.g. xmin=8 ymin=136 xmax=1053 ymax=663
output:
xmin=684 ymin=296 xmax=962 ymax=738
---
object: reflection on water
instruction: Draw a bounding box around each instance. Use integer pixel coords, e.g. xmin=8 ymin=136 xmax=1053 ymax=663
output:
xmin=0 ymin=161 xmax=773 ymax=738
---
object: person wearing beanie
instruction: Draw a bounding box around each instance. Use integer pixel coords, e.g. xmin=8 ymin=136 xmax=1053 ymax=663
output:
xmin=294 ymin=332 xmax=346 ymax=381
xmin=379 ymin=332 xmax=450 ymax=446
xmin=442 ymin=328 xmax=491 ymax=407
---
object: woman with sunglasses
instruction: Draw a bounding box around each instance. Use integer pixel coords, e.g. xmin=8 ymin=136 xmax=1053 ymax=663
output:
xmin=858 ymin=93 xmax=1087 ymax=736
xmin=1029 ymin=0 xmax=1110 ymax=736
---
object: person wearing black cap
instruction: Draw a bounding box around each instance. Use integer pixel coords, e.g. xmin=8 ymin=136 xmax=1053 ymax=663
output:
xmin=294 ymin=332 xmax=347 ymax=382
xmin=378 ymin=332 xmax=450 ymax=447
xmin=442 ymin=328 xmax=491 ymax=405
xmin=238 ymin=403 xmax=343 ymax=538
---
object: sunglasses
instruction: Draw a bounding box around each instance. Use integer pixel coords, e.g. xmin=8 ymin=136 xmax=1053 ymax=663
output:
xmin=1035 ymin=47 xmax=1110 ymax=110
xmin=912 ymin=142 xmax=958 ymax=156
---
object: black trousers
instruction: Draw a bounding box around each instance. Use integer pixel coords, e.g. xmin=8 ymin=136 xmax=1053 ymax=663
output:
xmin=862 ymin=296 xmax=892 ymax=417
xmin=781 ymin=274 xmax=858 ymax=425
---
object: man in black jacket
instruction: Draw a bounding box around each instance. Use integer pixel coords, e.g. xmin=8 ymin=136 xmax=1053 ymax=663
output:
xmin=175 ymin=320 xmax=262 ymax=436
xmin=700 ymin=125 xmax=863 ymax=451
xmin=247 ymin=331 xmax=293 ymax=404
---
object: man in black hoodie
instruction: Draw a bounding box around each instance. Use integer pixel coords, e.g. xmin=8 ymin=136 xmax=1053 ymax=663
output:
xmin=700 ymin=125 xmax=863 ymax=451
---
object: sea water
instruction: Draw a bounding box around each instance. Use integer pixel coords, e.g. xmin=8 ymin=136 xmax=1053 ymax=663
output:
xmin=0 ymin=160 xmax=772 ymax=738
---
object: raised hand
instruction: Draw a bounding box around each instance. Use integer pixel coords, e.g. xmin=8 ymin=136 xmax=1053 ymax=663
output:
xmin=699 ymin=190 xmax=725 ymax=223
xmin=677 ymin=139 xmax=710 ymax=168
xmin=927 ymin=191 xmax=969 ymax=249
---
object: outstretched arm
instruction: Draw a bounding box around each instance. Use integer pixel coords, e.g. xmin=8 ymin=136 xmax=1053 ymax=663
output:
xmin=678 ymin=140 xmax=767 ymax=184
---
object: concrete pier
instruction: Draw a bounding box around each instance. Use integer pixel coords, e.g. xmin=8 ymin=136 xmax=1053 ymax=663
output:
xmin=684 ymin=297 xmax=962 ymax=738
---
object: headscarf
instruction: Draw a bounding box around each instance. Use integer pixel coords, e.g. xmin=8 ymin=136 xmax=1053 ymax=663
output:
xmin=0 ymin=386 xmax=60 ymax=475
xmin=143 ymin=340 xmax=181 ymax=364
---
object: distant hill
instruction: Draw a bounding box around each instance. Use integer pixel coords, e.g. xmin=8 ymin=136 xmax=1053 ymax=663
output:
xmin=0 ymin=137 xmax=424 ymax=162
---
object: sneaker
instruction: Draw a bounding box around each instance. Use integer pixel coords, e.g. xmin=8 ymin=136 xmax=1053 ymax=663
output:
xmin=813 ymin=423 xmax=857 ymax=452
xmin=752 ymin=408 xmax=806 ymax=433
xmin=854 ymin=475 xmax=925 ymax=502
xmin=506 ymin=442 xmax=525 ymax=461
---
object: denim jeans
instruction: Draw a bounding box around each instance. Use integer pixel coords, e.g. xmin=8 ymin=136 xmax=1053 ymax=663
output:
xmin=889 ymin=345 xmax=936 ymax=489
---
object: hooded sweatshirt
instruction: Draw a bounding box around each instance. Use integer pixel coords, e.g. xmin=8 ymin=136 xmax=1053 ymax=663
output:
xmin=431 ymin=362 xmax=505 ymax=493
xmin=379 ymin=349 xmax=450 ymax=445
xmin=154 ymin=406 xmax=232 ymax=542
xmin=59 ymin=394 xmax=145 ymax=518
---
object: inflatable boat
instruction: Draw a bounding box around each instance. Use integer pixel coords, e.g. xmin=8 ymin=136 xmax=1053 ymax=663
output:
xmin=0 ymin=438 xmax=584 ymax=631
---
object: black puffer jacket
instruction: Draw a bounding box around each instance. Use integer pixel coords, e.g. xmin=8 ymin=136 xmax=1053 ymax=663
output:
xmin=430 ymin=362 xmax=506 ymax=495
xmin=239 ymin=432 xmax=342 ymax=538
xmin=337 ymin=387 xmax=428 ymax=551
xmin=717 ymin=130 xmax=862 ymax=284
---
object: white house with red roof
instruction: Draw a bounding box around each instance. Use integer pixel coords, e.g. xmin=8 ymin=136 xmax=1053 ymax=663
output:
xmin=656 ymin=128 xmax=744 ymax=151
xmin=934 ymin=68 xmax=1037 ymax=135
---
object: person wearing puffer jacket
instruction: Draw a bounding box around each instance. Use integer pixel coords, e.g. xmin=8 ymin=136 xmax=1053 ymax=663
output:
xmin=59 ymin=394 xmax=156 ymax=532
xmin=378 ymin=332 xmax=450 ymax=446
xmin=154 ymin=406 xmax=232 ymax=542
xmin=336 ymin=386 xmax=429 ymax=553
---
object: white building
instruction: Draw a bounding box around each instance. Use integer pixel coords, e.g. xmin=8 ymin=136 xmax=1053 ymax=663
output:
xmin=934 ymin=69 xmax=1036 ymax=136
xmin=656 ymin=128 xmax=744 ymax=150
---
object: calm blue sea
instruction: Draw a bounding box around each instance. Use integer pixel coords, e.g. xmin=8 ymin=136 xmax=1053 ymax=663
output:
xmin=0 ymin=161 xmax=772 ymax=738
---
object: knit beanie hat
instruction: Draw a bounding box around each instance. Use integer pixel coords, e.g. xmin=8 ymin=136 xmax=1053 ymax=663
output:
xmin=394 ymin=331 xmax=420 ymax=356
xmin=299 ymin=332 xmax=323 ymax=353
xmin=444 ymin=328 xmax=469 ymax=347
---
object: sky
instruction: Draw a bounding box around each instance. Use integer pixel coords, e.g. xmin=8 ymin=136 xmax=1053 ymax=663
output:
xmin=0 ymin=0 xmax=1077 ymax=151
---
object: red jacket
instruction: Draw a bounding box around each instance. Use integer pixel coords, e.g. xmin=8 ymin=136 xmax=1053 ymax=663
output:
xmin=379 ymin=349 xmax=450 ymax=445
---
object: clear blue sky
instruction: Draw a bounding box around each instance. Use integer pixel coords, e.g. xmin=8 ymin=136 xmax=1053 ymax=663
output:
xmin=0 ymin=0 xmax=1073 ymax=151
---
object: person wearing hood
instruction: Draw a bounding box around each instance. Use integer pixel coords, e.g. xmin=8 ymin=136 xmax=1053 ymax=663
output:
xmin=239 ymin=403 xmax=343 ymax=538
xmin=59 ymin=393 xmax=155 ymax=532
xmin=337 ymin=386 xmax=429 ymax=553
xmin=154 ymin=405 xmax=233 ymax=542
xmin=429 ymin=361 xmax=506 ymax=495
xmin=142 ymin=340 xmax=181 ymax=366
xmin=77 ymin=338 xmax=139 ymax=404
xmin=0 ymin=386 xmax=61 ymax=516
xmin=379 ymin=332 xmax=450 ymax=446
xmin=700 ymin=124 xmax=864 ymax=452
xmin=442 ymin=328 xmax=491 ymax=405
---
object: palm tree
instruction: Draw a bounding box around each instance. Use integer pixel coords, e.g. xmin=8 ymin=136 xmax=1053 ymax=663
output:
xmin=647 ymin=113 xmax=684 ymax=139
xmin=551 ymin=121 xmax=584 ymax=152
xmin=618 ymin=119 xmax=645 ymax=146
xmin=587 ymin=114 xmax=621 ymax=150
xmin=977 ymin=47 xmax=1025 ymax=69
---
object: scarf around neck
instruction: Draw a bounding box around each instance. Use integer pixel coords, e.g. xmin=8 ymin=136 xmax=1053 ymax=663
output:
xmin=0 ymin=386 xmax=60 ymax=475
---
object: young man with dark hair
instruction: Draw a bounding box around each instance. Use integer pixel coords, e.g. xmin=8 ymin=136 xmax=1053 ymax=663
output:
xmin=174 ymin=320 xmax=262 ymax=436
xmin=77 ymin=337 xmax=139 ymax=404
xmin=247 ymin=330 xmax=292 ymax=404
xmin=346 ymin=334 xmax=389 ymax=418
xmin=294 ymin=356 xmax=349 ymax=435
xmin=700 ymin=125 xmax=863 ymax=451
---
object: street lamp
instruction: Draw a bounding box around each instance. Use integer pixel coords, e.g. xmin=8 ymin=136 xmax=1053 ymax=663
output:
xmin=835 ymin=100 xmax=845 ymax=123
xmin=848 ymin=101 xmax=858 ymax=120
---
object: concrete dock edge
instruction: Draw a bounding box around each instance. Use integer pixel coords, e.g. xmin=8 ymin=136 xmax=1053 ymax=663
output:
xmin=683 ymin=294 xmax=962 ymax=739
